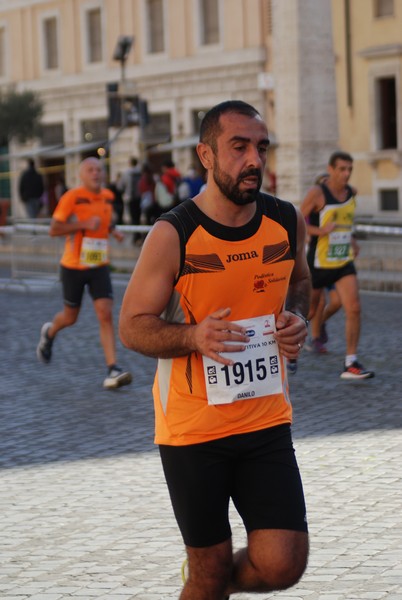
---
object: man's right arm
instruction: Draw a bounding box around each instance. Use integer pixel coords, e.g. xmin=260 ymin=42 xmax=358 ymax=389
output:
xmin=49 ymin=216 xmax=100 ymax=237
xmin=300 ymin=185 xmax=334 ymax=237
xmin=118 ymin=221 xmax=249 ymax=366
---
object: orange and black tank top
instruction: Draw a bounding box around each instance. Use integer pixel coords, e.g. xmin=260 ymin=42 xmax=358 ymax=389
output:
xmin=153 ymin=193 xmax=297 ymax=446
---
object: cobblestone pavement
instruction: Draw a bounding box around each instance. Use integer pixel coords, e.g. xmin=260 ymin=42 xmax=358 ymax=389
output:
xmin=1 ymin=277 xmax=401 ymax=600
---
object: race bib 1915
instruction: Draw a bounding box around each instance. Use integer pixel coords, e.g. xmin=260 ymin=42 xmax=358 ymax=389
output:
xmin=202 ymin=314 xmax=283 ymax=406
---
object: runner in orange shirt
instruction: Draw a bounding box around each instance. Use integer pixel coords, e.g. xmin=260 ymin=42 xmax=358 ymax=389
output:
xmin=119 ymin=101 xmax=311 ymax=599
xmin=36 ymin=157 xmax=132 ymax=390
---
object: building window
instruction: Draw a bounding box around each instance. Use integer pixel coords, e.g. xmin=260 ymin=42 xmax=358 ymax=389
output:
xmin=86 ymin=8 xmax=102 ymax=63
xmin=81 ymin=119 xmax=108 ymax=143
xmin=41 ymin=123 xmax=64 ymax=146
xmin=143 ymin=112 xmax=171 ymax=144
xmin=379 ymin=189 xmax=399 ymax=211
xmin=374 ymin=0 xmax=394 ymax=17
xmin=377 ymin=77 xmax=397 ymax=149
xmin=146 ymin=0 xmax=165 ymax=54
xmin=43 ymin=17 xmax=58 ymax=70
xmin=200 ymin=0 xmax=220 ymax=45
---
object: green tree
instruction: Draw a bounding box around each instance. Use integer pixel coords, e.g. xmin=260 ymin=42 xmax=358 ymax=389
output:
xmin=0 ymin=88 xmax=43 ymax=146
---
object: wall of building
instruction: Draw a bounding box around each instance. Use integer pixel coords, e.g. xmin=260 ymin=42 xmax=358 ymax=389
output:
xmin=0 ymin=0 xmax=269 ymax=217
xmin=272 ymin=0 xmax=338 ymax=205
xmin=332 ymin=0 xmax=402 ymax=218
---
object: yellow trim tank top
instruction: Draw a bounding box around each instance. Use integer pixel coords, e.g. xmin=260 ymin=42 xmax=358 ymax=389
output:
xmin=307 ymin=183 xmax=356 ymax=269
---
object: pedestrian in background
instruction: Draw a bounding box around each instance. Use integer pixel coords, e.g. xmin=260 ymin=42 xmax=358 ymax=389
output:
xmin=138 ymin=162 xmax=159 ymax=226
xmin=18 ymin=158 xmax=45 ymax=218
xmin=119 ymin=100 xmax=310 ymax=599
xmin=107 ymin=172 xmax=124 ymax=225
xmin=177 ymin=165 xmax=204 ymax=200
xmin=119 ymin=156 xmax=142 ymax=243
xmin=36 ymin=157 xmax=132 ymax=390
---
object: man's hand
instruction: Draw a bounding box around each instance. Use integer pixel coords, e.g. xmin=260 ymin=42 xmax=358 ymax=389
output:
xmin=320 ymin=222 xmax=336 ymax=236
xmin=274 ymin=311 xmax=308 ymax=359
xmin=83 ymin=216 xmax=101 ymax=231
xmin=112 ymin=228 xmax=124 ymax=243
xmin=190 ymin=307 xmax=250 ymax=366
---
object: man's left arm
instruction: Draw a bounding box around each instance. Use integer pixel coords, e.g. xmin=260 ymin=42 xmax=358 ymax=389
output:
xmin=274 ymin=208 xmax=312 ymax=358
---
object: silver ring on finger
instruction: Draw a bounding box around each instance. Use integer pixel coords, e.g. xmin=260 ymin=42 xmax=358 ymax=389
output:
xmin=297 ymin=343 xmax=302 ymax=350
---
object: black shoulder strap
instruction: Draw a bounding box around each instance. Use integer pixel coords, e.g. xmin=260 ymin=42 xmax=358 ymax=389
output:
xmin=157 ymin=200 xmax=200 ymax=276
xmin=259 ymin=193 xmax=298 ymax=258
xmin=320 ymin=182 xmax=354 ymax=204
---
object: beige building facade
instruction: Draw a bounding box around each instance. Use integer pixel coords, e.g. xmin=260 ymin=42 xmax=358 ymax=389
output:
xmin=3 ymin=0 xmax=385 ymax=221
xmin=0 ymin=0 xmax=270 ymax=217
xmin=332 ymin=0 xmax=402 ymax=219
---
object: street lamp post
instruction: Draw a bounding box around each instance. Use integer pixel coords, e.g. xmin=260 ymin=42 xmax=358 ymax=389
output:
xmin=112 ymin=36 xmax=135 ymax=127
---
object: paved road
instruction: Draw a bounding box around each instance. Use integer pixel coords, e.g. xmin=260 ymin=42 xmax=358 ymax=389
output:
xmin=1 ymin=278 xmax=401 ymax=600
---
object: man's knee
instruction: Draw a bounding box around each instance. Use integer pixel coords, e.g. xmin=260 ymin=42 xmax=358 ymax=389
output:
xmin=342 ymin=297 xmax=361 ymax=317
xmin=249 ymin=531 xmax=309 ymax=591
xmin=62 ymin=307 xmax=80 ymax=327
xmin=263 ymin=551 xmax=308 ymax=589
xmin=94 ymin=300 xmax=113 ymax=323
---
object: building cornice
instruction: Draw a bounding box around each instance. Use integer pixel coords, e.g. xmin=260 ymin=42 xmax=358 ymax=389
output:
xmin=366 ymin=150 xmax=402 ymax=168
xmin=0 ymin=0 xmax=52 ymax=9
xmin=359 ymin=44 xmax=402 ymax=59
xmin=16 ymin=47 xmax=266 ymax=94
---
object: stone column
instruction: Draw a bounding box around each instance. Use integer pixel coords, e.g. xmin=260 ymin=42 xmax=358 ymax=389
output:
xmin=272 ymin=0 xmax=338 ymax=204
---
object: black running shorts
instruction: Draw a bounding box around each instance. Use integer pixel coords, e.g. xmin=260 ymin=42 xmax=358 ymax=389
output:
xmin=159 ymin=424 xmax=308 ymax=548
xmin=60 ymin=265 xmax=114 ymax=307
xmin=308 ymin=261 xmax=357 ymax=290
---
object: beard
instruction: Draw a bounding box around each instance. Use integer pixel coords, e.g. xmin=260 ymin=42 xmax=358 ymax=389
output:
xmin=212 ymin=162 xmax=262 ymax=206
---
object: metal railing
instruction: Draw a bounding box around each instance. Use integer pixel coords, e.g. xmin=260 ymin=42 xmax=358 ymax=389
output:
xmin=1 ymin=221 xmax=402 ymax=293
xmin=354 ymin=223 xmax=402 ymax=293
xmin=0 ymin=222 xmax=152 ymax=288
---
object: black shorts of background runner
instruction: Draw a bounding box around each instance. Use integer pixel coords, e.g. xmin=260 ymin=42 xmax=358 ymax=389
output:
xmin=159 ymin=423 xmax=308 ymax=548
xmin=308 ymin=261 xmax=357 ymax=290
xmin=60 ymin=265 xmax=114 ymax=308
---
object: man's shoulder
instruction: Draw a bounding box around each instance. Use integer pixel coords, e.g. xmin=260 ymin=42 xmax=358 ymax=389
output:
xmin=307 ymin=184 xmax=325 ymax=198
xmin=259 ymin=192 xmax=296 ymax=213
xmin=302 ymin=184 xmax=325 ymax=210
xmin=102 ymin=187 xmax=115 ymax=201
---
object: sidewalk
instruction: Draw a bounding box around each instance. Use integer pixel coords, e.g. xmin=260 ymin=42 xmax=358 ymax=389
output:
xmin=0 ymin=280 xmax=401 ymax=599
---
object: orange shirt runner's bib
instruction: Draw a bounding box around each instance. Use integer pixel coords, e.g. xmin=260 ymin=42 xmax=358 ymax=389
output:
xmin=52 ymin=186 xmax=115 ymax=270
xmin=203 ymin=314 xmax=282 ymax=405
xmin=153 ymin=194 xmax=298 ymax=446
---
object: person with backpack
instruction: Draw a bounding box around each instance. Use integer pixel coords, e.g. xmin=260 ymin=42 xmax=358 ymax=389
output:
xmin=155 ymin=159 xmax=183 ymax=212
xmin=119 ymin=156 xmax=142 ymax=243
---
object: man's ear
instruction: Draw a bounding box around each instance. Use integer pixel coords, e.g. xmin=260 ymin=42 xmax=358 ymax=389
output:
xmin=196 ymin=142 xmax=214 ymax=170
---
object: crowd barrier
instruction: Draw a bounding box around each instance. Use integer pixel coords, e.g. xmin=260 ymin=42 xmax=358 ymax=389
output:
xmin=0 ymin=222 xmax=151 ymax=289
xmin=354 ymin=223 xmax=402 ymax=293
xmin=0 ymin=221 xmax=401 ymax=293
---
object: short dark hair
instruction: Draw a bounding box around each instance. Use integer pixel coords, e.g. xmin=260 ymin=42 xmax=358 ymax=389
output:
xmin=328 ymin=151 xmax=353 ymax=168
xmin=199 ymin=100 xmax=261 ymax=153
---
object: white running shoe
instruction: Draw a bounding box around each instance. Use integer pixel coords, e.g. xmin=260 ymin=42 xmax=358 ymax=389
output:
xmin=103 ymin=366 xmax=132 ymax=389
